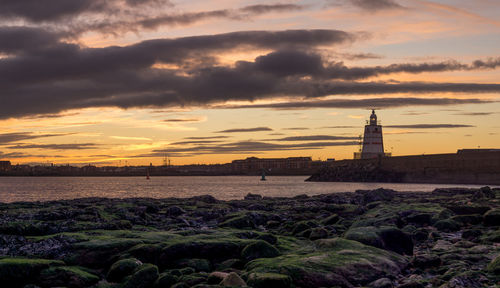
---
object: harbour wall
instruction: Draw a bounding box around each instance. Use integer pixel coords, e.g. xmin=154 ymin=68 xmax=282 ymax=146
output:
xmin=307 ymin=150 xmax=500 ymax=185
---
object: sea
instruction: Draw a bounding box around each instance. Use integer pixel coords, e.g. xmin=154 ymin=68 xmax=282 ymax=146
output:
xmin=0 ymin=176 xmax=495 ymax=203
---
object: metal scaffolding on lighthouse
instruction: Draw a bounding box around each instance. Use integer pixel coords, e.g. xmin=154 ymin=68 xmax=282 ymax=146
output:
xmin=354 ymin=110 xmax=391 ymax=159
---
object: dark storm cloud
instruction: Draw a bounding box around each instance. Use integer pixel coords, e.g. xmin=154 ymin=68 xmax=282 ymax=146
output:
xmin=0 ymin=0 xmax=172 ymax=22
xmin=271 ymin=135 xmax=358 ymax=141
xmin=216 ymin=127 xmax=273 ymax=133
xmin=349 ymin=0 xmax=404 ymax=11
xmin=0 ymin=28 xmax=499 ymax=119
xmin=0 ymin=132 xmax=69 ymax=144
xmin=222 ymin=98 xmax=491 ymax=110
xmin=0 ymin=26 xmax=63 ymax=54
xmin=6 ymin=143 xmax=99 ymax=150
xmin=64 ymin=3 xmax=304 ymax=35
xmin=385 ymin=124 xmax=475 ymax=129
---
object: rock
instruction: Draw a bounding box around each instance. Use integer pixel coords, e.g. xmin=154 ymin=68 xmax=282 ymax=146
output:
xmin=321 ymin=214 xmax=340 ymax=225
xmin=487 ymin=255 xmax=500 ymax=275
xmin=405 ymin=213 xmax=432 ymax=226
xmin=450 ymin=214 xmax=482 ymax=226
xmin=166 ymin=206 xmax=186 ymax=217
xmin=472 ymin=186 xmax=495 ymax=200
xmin=122 ymin=263 xmax=159 ymax=288
xmin=178 ymin=273 xmax=207 ymax=286
xmin=461 ymin=229 xmax=482 ymax=241
xmin=368 ymin=277 xmax=393 ymax=288
xmin=0 ymin=258 xmax=64 ymax=287
xmin=358 ymin=188 xmax=395 ymax=204
xmin=241 ymin=240 xmax=281 ymax=261
xmin=291 ymin=221 xmax=317 ymax=235
xmin=434 ymin=219 xmax=460 ymax=232
xmin=483 ymin=209 xmax=500 ymax=226
xmin=411 ymin=254 xmax=441 ymax=269
xmin=191 ymin=195 xmax=218 ymax=203
xmin=127 ymin=244 xmax=163 ymax=265
xmin=107 ymin=258 xmax=142 ymax=283
xmin=160 ymin=240 xmax=241 ymax=266
xmin=220 ymin=215 xmax=255 ymax=229
xmin=247 ymin=272 xmax=292 ymax=288
xmin=155 ymin=272 xmax=179 ymax=287
xmin=38 ymin=266 xmax=100 ymax=288
xmin=207 ymin=271 xmax=228 ymax=284
xmin=309 ymin=227 xmax=329 ymax=240
xmin=220 ymin=272 xmax=246 ymax=287
xmin=445 ymin=205 xmax=490 ymax=215
xmin=247 ymin=238 xmax=408 ymax=287
xmin=344 ymin=226 xmax=413 ymax=255
xmin=256 ymin=233 xmax=277 ymax=245
xmin=244 ymin=193 xmax=262 ymax=200
xmin=174 ymin=258 xmax=211 ymax=272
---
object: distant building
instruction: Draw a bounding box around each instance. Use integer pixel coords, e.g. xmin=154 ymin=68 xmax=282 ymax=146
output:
xmin=0 ymin=161 xmax=11 ymax=172
xmin=354 ymin=110 xmax=390 ymax=159
xmin=231 ymin=157 xmax=313 ymax=173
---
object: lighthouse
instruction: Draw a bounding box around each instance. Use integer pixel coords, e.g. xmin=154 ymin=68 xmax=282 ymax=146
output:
xmin=360 ymin=110 xmax=385 ymax=159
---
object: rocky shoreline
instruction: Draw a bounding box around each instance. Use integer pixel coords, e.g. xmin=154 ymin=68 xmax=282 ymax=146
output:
xmin=1 ymin=187 xmax=499 ymax=288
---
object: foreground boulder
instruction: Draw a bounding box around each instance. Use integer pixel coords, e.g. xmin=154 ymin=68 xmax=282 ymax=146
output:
xmin=107 ymin=258 xmax=142 ymax=282
xmin=0 ymin=258 xmax=64 ymax=288
xmin=246 ymin=238 xmax=408 ymax=287
xmin=344 ymin=226 xmax=413 ymax=255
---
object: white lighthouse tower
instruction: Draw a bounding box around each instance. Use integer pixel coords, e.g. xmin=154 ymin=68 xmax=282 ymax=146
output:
xmin=360 ymin=110 xmax=385 ymax=159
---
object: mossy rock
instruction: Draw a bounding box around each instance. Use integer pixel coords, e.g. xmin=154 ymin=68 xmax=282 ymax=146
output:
xmin=178 ymin=273 xmax=207 ymax=286
xmin=220 ymin=272 xmax=246 ymax=286
xmin=309 ymin=228 xmax=329 ymax=240
xmin=487 ymin=255 xmax=500 ymax=275
xmin=344 ymin=226 xmax=413 ymax=255
xmin=434 ymin=219 xmax=460 ymax=232
xmin=160 ymin=240 xmax=241 ymax=267
xmin=174 ymin=258 xmax=211 ymax=272
xmin=126 ymin=244 xmax=163 ymax=265
xmin=247 ymin=238 xmax=407 ymax=287
xmin=321 ymin=214 xmax=339 ymax=225
xmin=247 ymin=272 xmax=292 ymax=288
xmin=450 ymin=214 xmax=482 ymax=226
xmin=69 ymin=238 xmax=144 ymax=268
xmin=446 ymin=205 xmax=490 ymax=215
xmin=483 ymin=209 xmax=500 ymax=226
xmin=219 ymin=215 xmax=254 ymax=229
xmin=241 ymin=240 xmax=281 ymax=261
xmin=155 ymin=272 xmax=179 ymax=287
xmin=107 ymin=258 xmax=142 ymax=282
xmin=122 ymin=263 xmax=159 ymax=288
xmin=38 ymin=266 xmax=100 ymax=288
xmin=291 ymin=221 xmax=316 ymax=235
xmin=0 ymin=258 xmax=64 ymax=287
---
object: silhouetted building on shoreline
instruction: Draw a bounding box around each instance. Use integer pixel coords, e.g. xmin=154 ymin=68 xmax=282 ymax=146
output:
xmin=0 ymin=161 xmax=11 ymax=172
xmin=231 ymin=157 xmax=323 ymax=174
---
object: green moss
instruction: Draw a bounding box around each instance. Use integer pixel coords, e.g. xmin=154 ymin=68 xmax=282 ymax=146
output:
xmin=247 ymin=272 xmax=292 ymax=288
xmin=434 ymin=219 xmax=460 ymax=232
xmin=246 ymin=238 xmax=407 ymax=286
xmin=0 ymin=258 xmax=65 ymax=287
xmin=487 ymin=256 xmax=500 ymax=275
xmin=122 ymin=263 xmax=159 ymax=288
xmin=38 ymin=266 xmax=100 ymax=287
xmin=107 ymin=258 xmax=142 ymax=282
xmin=241 ymin=240 xmax=281 ymax=261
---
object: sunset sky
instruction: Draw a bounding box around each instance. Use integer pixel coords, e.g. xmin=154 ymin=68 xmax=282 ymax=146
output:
xmin=0 ymin=0 xmax=499 ymax=166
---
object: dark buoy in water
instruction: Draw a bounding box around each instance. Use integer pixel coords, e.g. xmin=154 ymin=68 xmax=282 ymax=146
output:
xmin=260 ymin=169 xmax=266 ymax=181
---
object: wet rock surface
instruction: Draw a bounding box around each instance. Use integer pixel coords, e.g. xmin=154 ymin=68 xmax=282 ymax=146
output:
xmin=0 ymin=187 xmax=499 ymax=287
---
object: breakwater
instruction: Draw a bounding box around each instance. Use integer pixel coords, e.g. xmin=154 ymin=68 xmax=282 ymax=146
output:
xmin=307 ymin=150 xmax=500 ymax=185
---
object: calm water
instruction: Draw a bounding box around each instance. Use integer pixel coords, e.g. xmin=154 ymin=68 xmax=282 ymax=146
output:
xmin=0 ymin=176 xmax=495 ymax=203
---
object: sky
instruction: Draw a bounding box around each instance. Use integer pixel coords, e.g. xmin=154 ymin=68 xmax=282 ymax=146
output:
xmin=0 ymin=0 xmax=499 ymax=166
